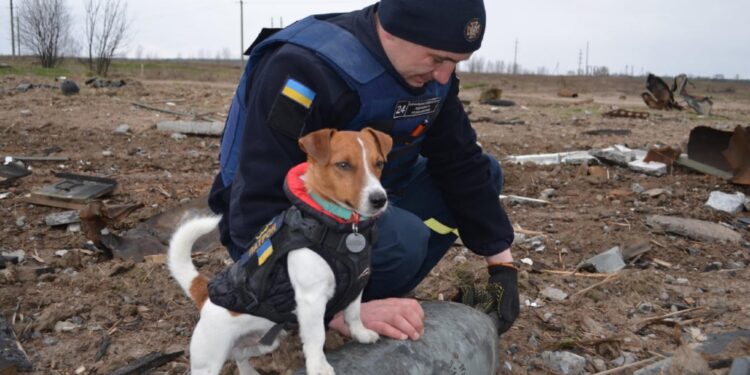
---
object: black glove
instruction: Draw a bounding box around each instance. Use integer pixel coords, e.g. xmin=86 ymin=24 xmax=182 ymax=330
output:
xmin=486 ymin=264 xmax=520 ymax=334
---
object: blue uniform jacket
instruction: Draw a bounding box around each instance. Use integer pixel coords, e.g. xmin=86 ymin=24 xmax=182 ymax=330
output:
xmin=208 ymin=4 xmax=513 ymax=257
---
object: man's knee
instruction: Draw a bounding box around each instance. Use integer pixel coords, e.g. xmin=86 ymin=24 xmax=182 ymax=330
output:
xmin=486 ymin=154 xmax=504 ymax=193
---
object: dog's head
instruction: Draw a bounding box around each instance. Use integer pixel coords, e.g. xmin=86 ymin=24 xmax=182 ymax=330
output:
xmin=299 ymin=128 xmax=393 ymax=218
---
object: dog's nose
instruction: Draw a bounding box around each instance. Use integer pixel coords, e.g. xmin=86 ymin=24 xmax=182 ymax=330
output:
xmin=369 ymin=192 xmax=387 ymax=209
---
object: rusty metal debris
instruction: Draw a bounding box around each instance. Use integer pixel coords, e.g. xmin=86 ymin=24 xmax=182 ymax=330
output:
xmin=644 ymin=145 xmax=682 ymax=167
xmin=642 ymin=74 xmax=714 ymax=115
xmin=723 ymin=125 xmax=750 ymax=184
xmin=478 ymin=87 xmax=515 ymax=107
xmin=479 ymin=88 xmax=502 ymax=104
xmin=582 ymin=129 xmax=632 ymax=136
xmin=557 ymin=88 xmax=579 ymax=98
xmin=678 ymin=125 xmax=750 ymax=185
xmin=673 ymin=74 xmax=714 ymax=115
xmin=642 ymin=74 xmax=682 ymax=110
xmin=603 ymin=109 xmax=650 ymax=119
xmin=80 ymin=201 xmax=143 ymax=248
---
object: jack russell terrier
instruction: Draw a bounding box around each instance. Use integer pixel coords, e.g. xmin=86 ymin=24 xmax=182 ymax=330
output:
xmin=168 ymin=128 xmax=393 ymax=375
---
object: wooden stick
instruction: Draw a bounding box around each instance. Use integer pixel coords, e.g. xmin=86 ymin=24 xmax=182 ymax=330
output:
xmin=8 ymin=155 xmax=70 ymax=162
xmin=570 ymin=273 xmax=621 ymax=299
xmin=131 ymin=101 xmax=192 ymax=116
xmin=634 ymin=306 xmax=705 ymax=329
xmin=541 ymin=270 xmax=612 ymax=278
xmin=592 ymin=355 xmax=664 ymax=375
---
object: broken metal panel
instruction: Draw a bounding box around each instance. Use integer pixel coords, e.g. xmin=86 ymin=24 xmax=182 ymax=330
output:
xmin=687 ymin=126 xmax=733 ymax=171
xmin=33 ymin=173 xmax=116 ymax=201
xmin=0 ymin=160 xmax=31 ymax=187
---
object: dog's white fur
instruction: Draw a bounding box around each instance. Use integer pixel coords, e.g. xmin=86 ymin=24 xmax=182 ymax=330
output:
xmin=168 ymin=130 xmax=389 ymax=375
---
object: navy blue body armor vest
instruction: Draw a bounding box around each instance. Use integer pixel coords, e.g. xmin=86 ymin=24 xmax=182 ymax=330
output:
xmin=218 ymin=15 xmax=451 ymax=190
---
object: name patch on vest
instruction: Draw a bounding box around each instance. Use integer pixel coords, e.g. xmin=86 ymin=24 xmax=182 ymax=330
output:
xmin=393 ymin=97 xmax=441 ymax=119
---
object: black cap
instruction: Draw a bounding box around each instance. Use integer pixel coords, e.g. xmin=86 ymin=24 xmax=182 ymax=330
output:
xmin=378 ymin=0 xmax=486 ymax=54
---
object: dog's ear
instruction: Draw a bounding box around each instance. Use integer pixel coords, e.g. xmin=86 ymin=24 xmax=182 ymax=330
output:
xmin=363 ymin=127 xmax=393 ymax=160
xmin=299 ymin=128 xmax=336 ymax=165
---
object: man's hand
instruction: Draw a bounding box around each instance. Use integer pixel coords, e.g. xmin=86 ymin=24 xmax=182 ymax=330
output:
xmin=486 ymin=263 xmax=520 ymax=334
xmin=329 ymin=298 xmax=424 ymax=340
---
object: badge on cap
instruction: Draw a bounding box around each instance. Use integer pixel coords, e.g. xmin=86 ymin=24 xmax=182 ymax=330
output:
xmin=464 ymin=18 xmax=482 ymax=42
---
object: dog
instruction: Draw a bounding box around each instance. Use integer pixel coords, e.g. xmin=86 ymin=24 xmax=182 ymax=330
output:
xmin=168 ymin=128 xmax=393 ymax=375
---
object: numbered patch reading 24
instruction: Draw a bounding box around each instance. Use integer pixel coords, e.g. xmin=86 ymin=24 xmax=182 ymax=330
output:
xmin=392 ymin=97 xmax=441 ymax=119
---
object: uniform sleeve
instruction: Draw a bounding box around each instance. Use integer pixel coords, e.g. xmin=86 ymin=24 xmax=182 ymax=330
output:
xmin=420 ymin=76 xmax=514 ymax=256
xmin=226 ymin=44 xmax=359 ymax=249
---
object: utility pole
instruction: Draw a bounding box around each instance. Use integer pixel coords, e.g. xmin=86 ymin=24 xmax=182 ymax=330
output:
xmin=578 ymin=50 xmax=582 ymax=75
xmin=280 ymin=17 xmax=283 ymax=28
xmin=10 ymin=0 xmax=16 ymax=56
xmin=512 ymin=38 xmax=518 ymax=75
xmin=239 ymin=0 xmax=245 ymax=62
xmin=16 ymin=13 xmax=20 ymax=55
xmin=585 ymin=41 xmax=589 ymax=76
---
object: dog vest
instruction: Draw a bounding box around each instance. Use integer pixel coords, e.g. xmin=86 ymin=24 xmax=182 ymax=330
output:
xmin=218 ymin=15 xmax=451 ymax=190
xmin=208 ymin=163 xmax=376 ymax=325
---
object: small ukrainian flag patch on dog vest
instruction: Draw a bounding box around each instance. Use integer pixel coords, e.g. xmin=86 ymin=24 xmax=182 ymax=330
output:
xmin=281 ymin=78 xmax=316 ymax=109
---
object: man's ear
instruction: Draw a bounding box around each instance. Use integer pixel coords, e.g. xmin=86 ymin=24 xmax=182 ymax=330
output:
xmin=363 ymin=127 xmax=393 ymax=160
xmin=299 ymin=128 xmax=336 ymax=165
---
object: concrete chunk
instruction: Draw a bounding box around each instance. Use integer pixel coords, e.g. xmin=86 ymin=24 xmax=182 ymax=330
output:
xmin=579 ymin=246 xmax=626 ymax=273
xmin=705 ymin=191 xmax=747 ymax=214
xmin=506 ymin=151 xmax=596 ymax=165
xmin=541 ymin=351 xmax=586 ymax=375
xmin=591 ymin=145 xmax=636 ymax=166
xmin=156 ymin=121 xmax=223 ymax=136
xmin=628 ymin=159 xmax=667 ymax=176
xmin=646 ymin=215 xmax=742 ymax=244
xmin=45 ymin=210 xmax=81 ymax=226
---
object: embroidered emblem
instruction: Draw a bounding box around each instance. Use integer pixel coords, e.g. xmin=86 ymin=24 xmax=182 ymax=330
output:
xmin=281 ymin=78 xmax=316 ymax=109
xmin=464 ymin=18 xmax=482 ymax=42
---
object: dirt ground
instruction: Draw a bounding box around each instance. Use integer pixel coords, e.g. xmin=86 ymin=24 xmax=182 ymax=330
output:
xmin=1 ymin=69 xmax=749 ymax=374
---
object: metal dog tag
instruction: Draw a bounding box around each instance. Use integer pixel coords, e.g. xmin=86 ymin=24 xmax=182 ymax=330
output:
xmin=345 ymin=233 xmax=366 ymax=253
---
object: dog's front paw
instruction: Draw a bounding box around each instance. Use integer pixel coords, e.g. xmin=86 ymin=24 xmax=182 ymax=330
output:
xmin=351 ymin=327 xmax=379 ymax=344
xmin=307 ymin=360 xmax=335 ymax=375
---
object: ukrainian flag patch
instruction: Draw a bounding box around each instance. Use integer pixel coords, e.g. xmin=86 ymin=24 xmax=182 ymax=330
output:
xmin=256 ymin=240 xmax=274 ymax=265
xmin=281 ymin=78 xmax=316 ymax=109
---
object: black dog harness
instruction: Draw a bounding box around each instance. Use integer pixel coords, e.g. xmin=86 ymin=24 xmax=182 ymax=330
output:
xmin=208 ymin=163 xmax=376 ymax=330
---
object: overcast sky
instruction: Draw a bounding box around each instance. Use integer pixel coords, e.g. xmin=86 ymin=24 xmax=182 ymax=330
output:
xmin=1 ymin=0 xmax=749 ymax=78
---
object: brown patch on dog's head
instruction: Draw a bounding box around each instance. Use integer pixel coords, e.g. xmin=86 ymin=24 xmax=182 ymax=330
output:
xmin=298 ymin=128 xmax=392 ymax=213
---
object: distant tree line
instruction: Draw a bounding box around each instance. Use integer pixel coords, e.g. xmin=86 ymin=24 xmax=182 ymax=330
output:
xmin=17 ymin=0 xmax=129 ymax=76
xmin=457 ymin=55 xmax=741 ymax=80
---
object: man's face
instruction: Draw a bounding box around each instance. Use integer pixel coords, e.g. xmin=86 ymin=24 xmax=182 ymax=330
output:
xmin=379 ymin=28 xmax=472 ymax=88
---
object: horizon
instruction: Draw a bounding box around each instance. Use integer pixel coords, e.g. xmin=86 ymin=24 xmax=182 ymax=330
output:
xmin=1 ymin=0 xmax=748 ymax=79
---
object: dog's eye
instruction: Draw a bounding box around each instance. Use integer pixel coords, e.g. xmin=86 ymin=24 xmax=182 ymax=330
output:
xmin=375 ymin=160 xmax=385 ymax=169
xmin=336 ymin=162 xmax=352 ymax=171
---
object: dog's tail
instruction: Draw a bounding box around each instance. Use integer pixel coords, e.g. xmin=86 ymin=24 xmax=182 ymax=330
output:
xmin=167 ymin=215 xmax=221 ymax=309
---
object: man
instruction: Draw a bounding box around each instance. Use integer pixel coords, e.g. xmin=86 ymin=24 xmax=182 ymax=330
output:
xmin=209 ymin=0 xmax=519 ymax=341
